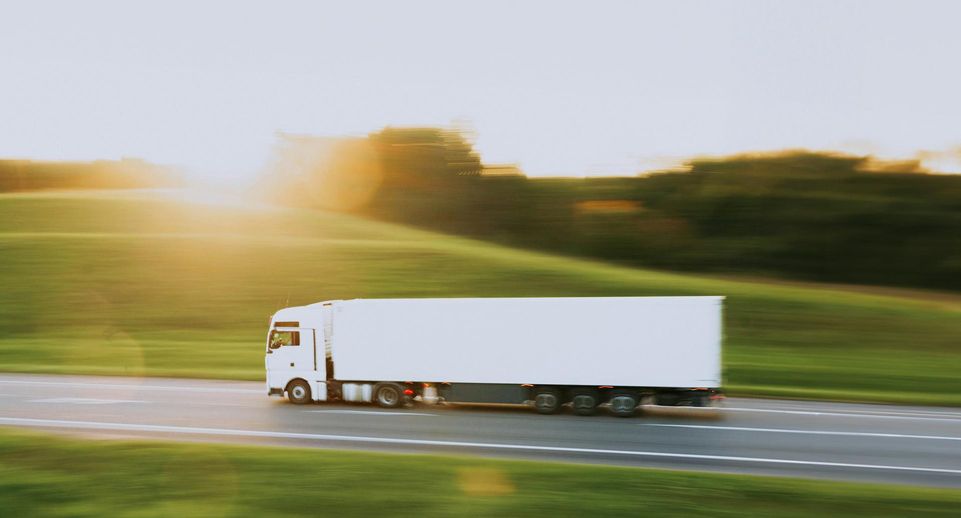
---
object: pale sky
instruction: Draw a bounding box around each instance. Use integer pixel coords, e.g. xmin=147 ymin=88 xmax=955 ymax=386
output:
xmin=2 ymin=0 xmax=960 ymax=181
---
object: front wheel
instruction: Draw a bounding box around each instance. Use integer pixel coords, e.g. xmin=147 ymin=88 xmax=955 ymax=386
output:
xmin=287 ymin=380 xmax=312 ymax=405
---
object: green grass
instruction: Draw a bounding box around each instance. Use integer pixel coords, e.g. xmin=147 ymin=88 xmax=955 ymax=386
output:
xmin=1 ymin=428 xmax=959 ymax=517
xmin=1 ymin=189 xmax=960 ymax=404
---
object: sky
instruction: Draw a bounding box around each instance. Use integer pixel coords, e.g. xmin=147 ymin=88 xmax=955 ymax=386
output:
xmin=2 ymin=0 xmax=960 ymax=181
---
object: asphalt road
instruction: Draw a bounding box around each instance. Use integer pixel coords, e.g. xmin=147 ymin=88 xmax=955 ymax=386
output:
xmin=1 ymin=373 xmax=960 ymax=488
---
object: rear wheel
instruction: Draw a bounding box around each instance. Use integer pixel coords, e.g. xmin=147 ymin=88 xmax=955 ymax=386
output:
xmin=287 ymin=380 xmax=311 ymax=405
xmin=609 ymin=393 xmax=638 ymax=417
xmin=571 ymin=391 xmax=599 ymax=416
xmin=692 ymin=394 xmax=711 ymax=407
xmin=655 ymin=392 xmax=679 ymax=406
xmin=533 ymin=388 xmax=562 ymax=414
xmin=374 ymin=383 xmax=404 ymax=408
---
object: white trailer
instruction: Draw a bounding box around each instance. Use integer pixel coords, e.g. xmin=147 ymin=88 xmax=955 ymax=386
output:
xmin=265 ymin=296 xmax=723 ymax=416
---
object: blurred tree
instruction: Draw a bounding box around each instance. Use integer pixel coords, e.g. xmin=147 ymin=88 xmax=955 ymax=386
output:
xmin=370 ymin=127 xmax=482 ymax=187
xmin=364 ymin=127 xmax=484 ymax=228
xmin=0 ymin=158 xmax=181 ymax=192
xmin=262 ymin=136 xmax=961 ymax=292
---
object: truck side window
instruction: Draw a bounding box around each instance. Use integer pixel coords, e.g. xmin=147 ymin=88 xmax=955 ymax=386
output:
xmin=270 ymin=330 xmax=300 ymax=348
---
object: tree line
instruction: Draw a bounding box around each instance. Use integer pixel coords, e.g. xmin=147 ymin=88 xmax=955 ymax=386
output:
xmin=264 ymin=128 xmax=961 ymax=292
xmin=0 ymin=158 xmax=181 ymax=192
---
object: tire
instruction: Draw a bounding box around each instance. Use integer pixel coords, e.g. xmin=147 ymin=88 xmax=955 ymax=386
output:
xmin=287 ymin=379 xmax=311 ymax=405
xmin=609 ymin=394 xmax=638 ymax=417
xmin=533 ymin=388 xmax=562 ymax=414
xmin=655 ymin=393 xmax=679 ymax=406
xmin=571 ymin=391 xmax=599 ymax=416
xmin=374 ymin=383 xmax=404 ymax=408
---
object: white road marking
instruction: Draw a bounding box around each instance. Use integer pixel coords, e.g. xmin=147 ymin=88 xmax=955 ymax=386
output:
xmin=31 ymin=398 xmax=144 ymax=405
xmin=1 ymin=416 xmax=960 ymax=477
xmin=306 ymin=410 xmax=437 ymax=417
xmin=721 ymin=406 xmax=961 ymax=423
xmin=0 ymin=379 xmax=261 ymax=394
xmin=642 ymin=424 xmax=961 ymax=441
xmin=742 ymin=405 xmax=961 ymax=419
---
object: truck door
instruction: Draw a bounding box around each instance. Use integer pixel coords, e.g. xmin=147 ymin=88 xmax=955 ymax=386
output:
xmin=266 ymin=326 xmax=321 ymax=378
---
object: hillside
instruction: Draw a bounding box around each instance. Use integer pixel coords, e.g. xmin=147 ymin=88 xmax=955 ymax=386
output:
xmin=1 ymin=189 xmax=959 ymax=404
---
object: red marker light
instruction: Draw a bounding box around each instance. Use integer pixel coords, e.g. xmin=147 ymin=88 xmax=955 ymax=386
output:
xmin=403 ymin=389 xmax=414 ymax=396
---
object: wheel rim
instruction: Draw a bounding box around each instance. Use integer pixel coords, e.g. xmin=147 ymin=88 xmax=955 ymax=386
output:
xmin=291 ymin=385 xmax=306 ymax=400
xmin=574 ymin=395 xmax=596 ymax=410
xmin=611 ymin=396 xmax=636 ymax=414
xmin=536 ymin=393 xmax=557 ymax=409
xmin=379 ymin=389 xmax=398 ymax=406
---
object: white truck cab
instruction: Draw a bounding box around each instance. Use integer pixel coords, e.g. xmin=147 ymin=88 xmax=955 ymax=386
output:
xmin=265 ymin=302 xmax=335 ymax=403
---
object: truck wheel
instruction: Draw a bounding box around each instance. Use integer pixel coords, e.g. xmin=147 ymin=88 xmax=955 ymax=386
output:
xmin=692 ymin=394 xmax=711 ymax=407
xmin=374 ymin=383 xmax=403 ymax=408
xmin=609 ymin=394 xmax=638 ymax=417
xmin=571 ymin=391 xmax=599 ymax=416
xmin=533 ymin=388 xmax=562 ymax=414
xmin=287 ymin=380 xmax=311 ymax=405
xmin=655 ymin=392 xmax=680 ymax=406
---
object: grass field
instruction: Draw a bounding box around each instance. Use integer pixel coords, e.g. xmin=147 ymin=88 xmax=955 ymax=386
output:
xmin=1 ymin=189 xmax=960 ymax=404
xmin=1 ymin=428 xmax=959 ymax=517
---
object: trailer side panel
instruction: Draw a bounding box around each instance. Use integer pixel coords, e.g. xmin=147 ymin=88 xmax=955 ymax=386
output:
xmin=329 ymin=296 xmax=721 ymax=388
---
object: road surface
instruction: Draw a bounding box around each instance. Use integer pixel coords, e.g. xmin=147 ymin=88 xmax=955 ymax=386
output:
xmin=1 ymin=373 xmax=960 ymax=488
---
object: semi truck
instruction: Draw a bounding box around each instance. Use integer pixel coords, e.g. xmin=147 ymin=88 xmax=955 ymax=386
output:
xmin=265 ymin=296 xmax=723 ymax=416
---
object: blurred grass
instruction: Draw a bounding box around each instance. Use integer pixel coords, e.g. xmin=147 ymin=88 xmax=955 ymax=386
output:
xmin=1 ymin=428 xmax=959 ymax=517
xmin=1 ymin=189 xmax=960 ymax=404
